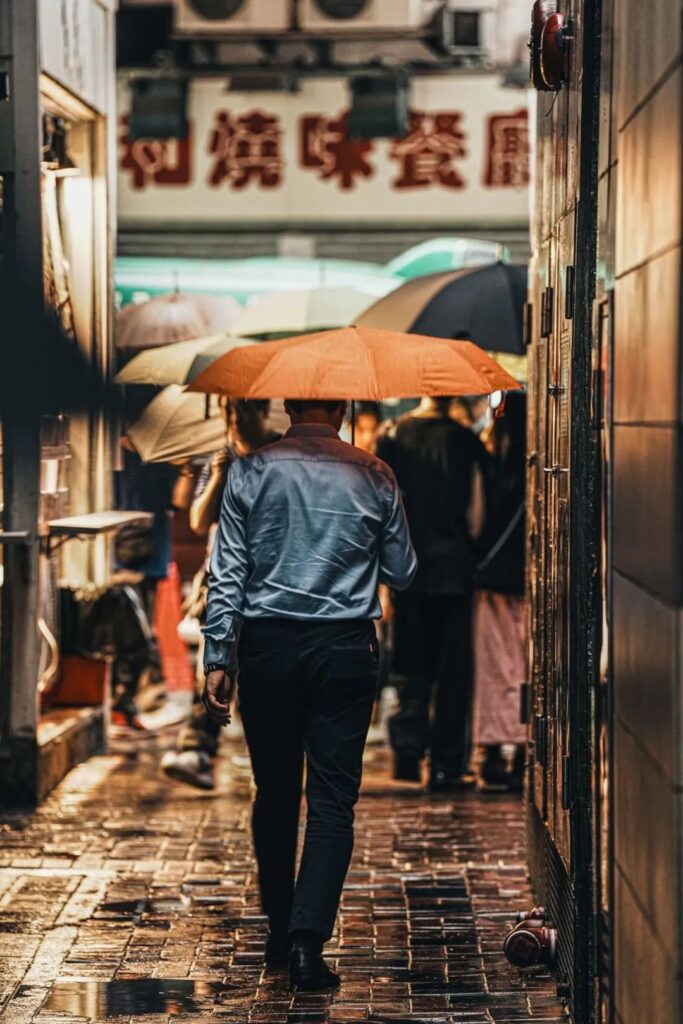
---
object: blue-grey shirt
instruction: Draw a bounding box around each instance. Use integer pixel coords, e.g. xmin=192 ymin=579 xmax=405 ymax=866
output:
xmin=203 ymin=423 xmax=417 ymax=669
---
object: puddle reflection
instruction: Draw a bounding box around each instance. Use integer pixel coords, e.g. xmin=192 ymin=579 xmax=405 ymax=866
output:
xmin=43 ymin=979 xmax=224 ymax=1017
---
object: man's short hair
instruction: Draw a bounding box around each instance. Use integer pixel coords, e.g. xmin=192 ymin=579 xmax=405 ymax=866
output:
xmin=286 ymin=399 xmax=345 ymax=414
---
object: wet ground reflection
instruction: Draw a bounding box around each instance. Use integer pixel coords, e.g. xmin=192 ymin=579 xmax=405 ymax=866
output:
xmin=0 ymin=748 xmax=565 ymax=1023
xmin=42 ymin=979 xmax=224 ymax=1017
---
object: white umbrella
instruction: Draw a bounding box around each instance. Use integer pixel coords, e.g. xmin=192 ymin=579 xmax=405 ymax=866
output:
xmin=233 ymin=286 xmax=373 ymax=339
xmin=115 ymin=333 xmax=255 ymax=387
xmin=127 ymin=386 xmax=224 ymax=464
xmin=117 ymin=292 xmax=242 ymax=352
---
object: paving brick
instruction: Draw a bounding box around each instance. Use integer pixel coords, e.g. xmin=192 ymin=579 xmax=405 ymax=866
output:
xmin=0 ymin=740 xmax=566 ymax=1024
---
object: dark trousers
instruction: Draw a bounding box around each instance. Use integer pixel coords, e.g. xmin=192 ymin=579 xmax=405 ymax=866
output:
xmin=238 ymin=618 xmax=378 ymax=941
xmin=389 ymin=592 xmax=473 ymax=775
xmin=111 ymin=580 xmax=162 ymax=711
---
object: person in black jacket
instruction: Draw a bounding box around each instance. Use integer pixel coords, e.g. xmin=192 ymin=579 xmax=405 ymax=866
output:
xmin=472 ymin=390 xmax=527 ymax=789
xmin=377 ymin=396 xmax=488 ymax=792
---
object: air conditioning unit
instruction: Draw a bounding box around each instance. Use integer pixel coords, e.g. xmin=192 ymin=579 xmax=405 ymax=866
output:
xmin=174 ymin=0 xmax=291 ymax=35
xmin=439 ymin=1 xmax=495 ymax=59
xmin=299 ymin=0 xmax=439 ymax=34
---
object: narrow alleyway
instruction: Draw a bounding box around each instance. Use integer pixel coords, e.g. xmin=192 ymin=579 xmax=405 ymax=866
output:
xmin=0 ymin=736 xmax=565 ymax=1024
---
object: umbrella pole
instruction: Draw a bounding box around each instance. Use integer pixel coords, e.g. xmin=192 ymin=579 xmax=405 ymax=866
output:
xmin=351 ymin=399 xmax=356 ymax=446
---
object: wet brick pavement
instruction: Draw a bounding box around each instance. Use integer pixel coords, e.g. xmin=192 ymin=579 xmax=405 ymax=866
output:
xmin=0 ymin=735 xmax=567 ymax=1023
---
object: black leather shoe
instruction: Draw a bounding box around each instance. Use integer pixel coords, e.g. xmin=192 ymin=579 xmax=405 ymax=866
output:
xmin=289 ymin=942 xmax=340 ymax=991
xmin=265 ymin=932 xmax=290 ymax=969
xmin=393 ymin=754 xmax=421 ymax=782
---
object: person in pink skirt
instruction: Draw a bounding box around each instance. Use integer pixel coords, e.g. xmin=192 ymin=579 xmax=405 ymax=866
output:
xmin=473 ymin=391 xmax=526 ymax=790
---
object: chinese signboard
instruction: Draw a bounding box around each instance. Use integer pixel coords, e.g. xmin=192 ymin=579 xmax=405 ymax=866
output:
xmin=118 ymin=75 xmax=530 ymax=226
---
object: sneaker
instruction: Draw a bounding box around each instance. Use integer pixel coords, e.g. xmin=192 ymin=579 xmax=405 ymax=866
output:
xmin=110 ymin=696 xmax=147 ymax=737
xmin=161 ymin=750 xmax=215 ymax=791
xmin=110 ymin=708 xmax=148 ymax=734
xmin=136 ymin=681 xmax=168 ymax=713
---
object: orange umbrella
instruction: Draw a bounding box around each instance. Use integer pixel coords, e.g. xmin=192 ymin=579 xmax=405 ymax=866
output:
xmin=187 ymin=325 xmax=519 ymax=400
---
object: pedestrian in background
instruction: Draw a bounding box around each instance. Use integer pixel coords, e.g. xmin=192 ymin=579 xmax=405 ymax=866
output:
xmin=473 ymin=391 xmax=526 ymax=789
xmin=162 ymin=398 xmax=278 ymax=790
xmin=377 ymin=396 xmax=487 ymax=792
xmin=202 ymin=398 xmax=416 ymax=990
xmin=349 ymin=400 xmax=382 ymax=454
xmin=113 ymin=385 xmax=180 ymax=728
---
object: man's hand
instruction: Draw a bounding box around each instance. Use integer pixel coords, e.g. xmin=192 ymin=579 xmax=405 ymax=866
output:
xmin=379 ymin=583 xmax=394 ymax=624
xmin=203 ymin=670 xmax=235 ymax=726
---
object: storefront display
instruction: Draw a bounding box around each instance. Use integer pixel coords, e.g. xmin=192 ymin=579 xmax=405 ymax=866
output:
xmin=0 ymin=0 xmax=118 ymax=804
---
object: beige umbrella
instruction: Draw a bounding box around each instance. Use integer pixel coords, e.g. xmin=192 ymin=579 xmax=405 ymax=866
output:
xmin=233 ymin=286 xmax=374 ymax=339
xmin=117 ymin=292 xmax=242 ymax=352
xmin=115 ymin=333 xmax=255 ymax=387
xmin=127 ymin=385 xmax=224 ymax=464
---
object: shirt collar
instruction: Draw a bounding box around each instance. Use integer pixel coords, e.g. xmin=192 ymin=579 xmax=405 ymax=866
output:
xmin=285 ymin=424 xmax=339 ymax=440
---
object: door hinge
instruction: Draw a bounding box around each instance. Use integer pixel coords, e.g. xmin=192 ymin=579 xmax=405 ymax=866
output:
xmin=523 ymin=301 xmax=533 ymax=348
xmin=595 ymin=678 xmax=610 ymax=725
xmin=534 ymin=714 xmax=548 ymax=765
xmin=591 ymin=365 xmax=604 ymax=429
xmin=594 ymin=908 xmax=611 ymax=979
xmin=565 ymin=265 xmax=576 ymax=320
xmin=541 ymin=286 xmax=554 ymax=338
xmin=561 ymin=754 xmax=572 ymax=809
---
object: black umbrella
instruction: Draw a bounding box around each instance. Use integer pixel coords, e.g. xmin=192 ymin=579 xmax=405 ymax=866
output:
xmin=357 ymin=262 xmax=528 ymax=355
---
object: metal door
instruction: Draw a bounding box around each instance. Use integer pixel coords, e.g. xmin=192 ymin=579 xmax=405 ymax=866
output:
xmin=592 ymin=295 xmax=613 ymax=1022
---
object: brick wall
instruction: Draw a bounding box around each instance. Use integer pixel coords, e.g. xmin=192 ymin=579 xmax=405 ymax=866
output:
xmin=601 ymin=0 xmax=683 ymax=1020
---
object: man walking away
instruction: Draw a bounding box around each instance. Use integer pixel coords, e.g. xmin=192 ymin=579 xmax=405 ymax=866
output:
xmin=202 ymin=399 xmax=416 ymax=991
xmin=377 ymin=396 xmax=487 ymax=792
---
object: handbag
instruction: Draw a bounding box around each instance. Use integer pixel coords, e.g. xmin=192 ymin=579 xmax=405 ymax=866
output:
xmin=474 ymin=502 xmax=524 ymax=589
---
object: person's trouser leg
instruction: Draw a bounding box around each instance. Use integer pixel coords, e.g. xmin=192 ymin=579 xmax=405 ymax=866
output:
xmin=176 ymin=633 xmax=221 ymax=755
xmin=238 ymin=628 xmax=304 ymax=936
xmin=430 ymin=595 xmax=474 ymax=776
xmin=176 ymin=692 xmax=222 ymax=756
xmin=388 ymin=592 xmax=431 ymax=762
xmin=138 ymin=578 xmax=164 ymax=682
xmin=289 ymin=621 xmax=377 ymax=941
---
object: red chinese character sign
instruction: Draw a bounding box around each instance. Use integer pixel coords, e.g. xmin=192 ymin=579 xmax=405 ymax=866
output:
xmin=392 ymin=111 xmax=468 ymax=190
xmin=300 ymin=111 xmax=374 ymax=190
xmin=117 ymin=76 xmax=531 ymax=226
xmin=120 ymin=117 xmax=192 ymax=191
xmin=483 ymin=109 xmax=530 ymax=188
xmin=208 ymin=110 xmax=283 ymax=189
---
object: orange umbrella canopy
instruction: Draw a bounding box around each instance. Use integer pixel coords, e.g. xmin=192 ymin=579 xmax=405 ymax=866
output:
xmin=188 ymin=326 xmax=520 ymax=400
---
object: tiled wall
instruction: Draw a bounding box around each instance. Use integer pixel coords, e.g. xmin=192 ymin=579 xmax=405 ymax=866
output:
xmin=600 ymin=0 xmax=683 ymax=1019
